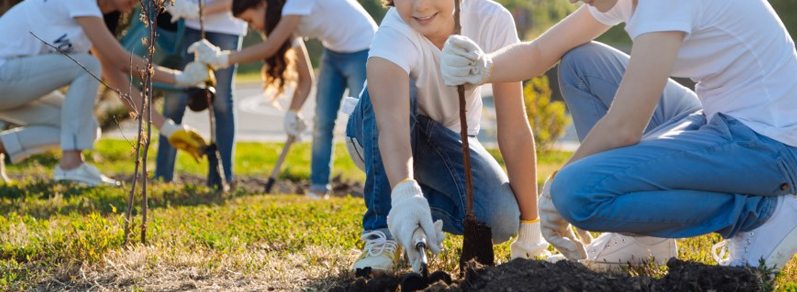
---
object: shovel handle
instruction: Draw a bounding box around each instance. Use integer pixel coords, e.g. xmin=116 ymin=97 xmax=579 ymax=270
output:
xmin=412 ymin=227 xmax=429 ymax=279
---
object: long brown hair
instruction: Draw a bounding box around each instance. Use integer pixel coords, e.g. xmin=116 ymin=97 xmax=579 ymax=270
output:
xmin=232 ymin=0 xmax=296 ymax=96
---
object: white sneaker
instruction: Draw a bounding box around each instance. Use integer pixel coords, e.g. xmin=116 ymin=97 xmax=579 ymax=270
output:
xmin=351 ymin=230 xmax=401 ymax=274
xmin=307 ymin=190 xmax=329 ymax=200
xmin=54 ymin=163 xmax=120 ymax=187
xmin=0 ymin=153 xmax=10 ymax=183
xmin=582 ymin=233 xmax=677 ymax=271
xmin=712 ymin=194 xmax=797 ymax=271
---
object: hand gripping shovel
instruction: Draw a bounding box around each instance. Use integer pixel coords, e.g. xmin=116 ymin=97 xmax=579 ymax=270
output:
xmin=451 ymin=0 xmax=494 ymax=273
xmin=400 ymin=228 xmax=453 ymax=292
xmin=264 ymin=135 xmax=296 ymax=193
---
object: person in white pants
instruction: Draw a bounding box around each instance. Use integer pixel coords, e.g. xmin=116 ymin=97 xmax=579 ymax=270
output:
xmin=0 ymin=0 xmax=211 ymax=186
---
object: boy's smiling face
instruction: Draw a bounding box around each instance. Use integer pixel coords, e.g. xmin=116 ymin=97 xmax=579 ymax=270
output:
xmin=394 ymin=0 xmax=456 ymax=47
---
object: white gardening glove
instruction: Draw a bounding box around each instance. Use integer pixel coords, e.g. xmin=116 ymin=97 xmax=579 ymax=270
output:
xmin=187 ymin=40 xmax=230 ymax=70
xmin=539 ymin=173 xmax=589 ymax=260
xmin=283 ymin=110 xmax=307 ymax=139
xmin=386 ymin=179 xmax=446 ymax=273
xmin=174 ymin=62 xmax=211 ymax=87
xmin=510 ymin=220 xmax=551 ymax=259
xmin=164 ymin=0 xmax=199 ymax=23
xmin=440 ymin=35 xmax=494 ymax=87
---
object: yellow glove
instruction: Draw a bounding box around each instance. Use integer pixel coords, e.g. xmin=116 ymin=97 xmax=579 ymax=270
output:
xmin=161 ymin=119 xmax=207 ymax=161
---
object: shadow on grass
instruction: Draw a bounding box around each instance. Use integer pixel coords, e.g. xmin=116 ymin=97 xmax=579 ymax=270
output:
xmin=0 ymin=173 xmax=364 ymax=221
xmin=0 ymin=177 xmax=250 ymax=220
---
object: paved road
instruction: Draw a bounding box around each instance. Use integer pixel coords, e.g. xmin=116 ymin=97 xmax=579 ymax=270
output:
xmin=106 ymin=82 xmax=579 ymax=151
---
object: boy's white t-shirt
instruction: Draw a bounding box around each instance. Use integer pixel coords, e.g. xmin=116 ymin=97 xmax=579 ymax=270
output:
xmin=184 ymin=0 xmax=247 ymax=36
xmin=0 ymin=0 xmax=103 ymax=69
xmin=587 ymin=0 xmax=797 ymax=147
xmin=282 ymin=0 xmax=377 ymax=53
xmin=369 ymin=0 xmax=519 ymax=136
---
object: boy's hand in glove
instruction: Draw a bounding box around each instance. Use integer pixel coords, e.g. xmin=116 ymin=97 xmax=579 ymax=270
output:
xmin=510 ymin=220 xmax=551 ymax=259
xmin=387 ymin=179 xmax=446 ymax=272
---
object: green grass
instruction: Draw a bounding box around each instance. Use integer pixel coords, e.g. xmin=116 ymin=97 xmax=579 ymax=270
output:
xmin=0 ymin=139 xmax=795 ymax=291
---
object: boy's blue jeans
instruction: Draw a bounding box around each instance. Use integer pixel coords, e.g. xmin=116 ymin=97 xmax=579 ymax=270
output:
xmin=552 ymin=42 xmax=797 ymax=239
xmin=346 ymin=80 xmax=520 ymax=243
xmin=310 ymin=48 xmax=369 ymax=193
xmin=155 ymin=28 xmax=241 ymax=186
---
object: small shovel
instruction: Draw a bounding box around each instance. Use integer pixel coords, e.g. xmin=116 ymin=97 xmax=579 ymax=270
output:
xmin=264 ymin=135 xmax=296 ymax=193
xmin=400 ymin=228 xmax=453 ymax=292
xmin=451 ymin=0 xmax=495 ymax=272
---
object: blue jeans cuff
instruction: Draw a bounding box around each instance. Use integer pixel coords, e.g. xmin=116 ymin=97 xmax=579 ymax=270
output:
xmin=310 ymin=183 xmax=330 ymax=193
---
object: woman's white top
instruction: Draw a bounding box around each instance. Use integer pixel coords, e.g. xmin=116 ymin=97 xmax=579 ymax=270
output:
xmin=589 ymin=0 xmax=797 ymax=146
xmin=184 ymin=0 xmax=247 ymax=36
xmin=282 ymin=0 xmax=377 ymax=53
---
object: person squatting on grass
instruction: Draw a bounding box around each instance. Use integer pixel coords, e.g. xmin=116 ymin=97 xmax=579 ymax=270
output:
xmin=345 ymin=0 xmax=550 ymax=273
xmin=0 ymin=0 xmax=211 ymax=186
xmin=187 ymin=0 xmax=378 ymax=198
xmin=442 ymin=0 xmax=797 ymax=271
xmin=155 ymin=0 xmax=248 ymax=189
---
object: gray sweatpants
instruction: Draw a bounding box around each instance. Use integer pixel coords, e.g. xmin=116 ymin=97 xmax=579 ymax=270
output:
xmin=0 ymin=53 xmax=101 ymax=163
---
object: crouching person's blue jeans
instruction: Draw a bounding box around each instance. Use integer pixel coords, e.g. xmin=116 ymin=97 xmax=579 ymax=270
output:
xmin=551 ymin=42 xmax=797 ymax=239
xmin=346 ymin=81 xmax=520 ymax=243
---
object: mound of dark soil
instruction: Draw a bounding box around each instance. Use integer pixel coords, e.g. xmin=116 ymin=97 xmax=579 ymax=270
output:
xmin=330 ymin=258 xmax=767 ymax=292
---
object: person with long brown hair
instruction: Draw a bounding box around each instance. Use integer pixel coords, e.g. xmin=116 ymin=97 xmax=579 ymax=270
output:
xmin=189 ymin=0 xmax=377 ymax=199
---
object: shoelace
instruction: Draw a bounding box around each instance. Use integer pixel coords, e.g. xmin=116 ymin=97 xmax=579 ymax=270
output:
xmin=361 ymin=231 xmax=398 ymax=257
xmin=711 ymin=232 xmax=753 ymax=265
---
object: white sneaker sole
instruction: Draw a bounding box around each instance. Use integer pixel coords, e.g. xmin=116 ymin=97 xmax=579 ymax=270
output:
xmin=55 ymin=176 xmax=120 ymax=187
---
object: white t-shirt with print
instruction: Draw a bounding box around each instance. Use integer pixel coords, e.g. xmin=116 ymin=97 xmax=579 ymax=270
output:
xmin=0 ymin=0 xmax=103 ymax=69
xmin=282 ymin=0 xmax=377 ymax=53
xmin=369 ymin=0 xmax=519 ymax=136
xmin=184 ymin=0 xmax=247 ymax=36
xmin=588 ymin=0 xmax=797 ymax=147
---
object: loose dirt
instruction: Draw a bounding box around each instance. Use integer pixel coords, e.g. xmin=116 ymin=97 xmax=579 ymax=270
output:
xmin=331 ymin=258 xmax=768 ymax=292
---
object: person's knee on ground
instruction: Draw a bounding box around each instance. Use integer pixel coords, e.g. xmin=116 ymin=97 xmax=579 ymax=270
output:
xmin=481 ymin=188 xmax=521 ymax=244
xmin=549 ymin=162 xmax=601 ymax=231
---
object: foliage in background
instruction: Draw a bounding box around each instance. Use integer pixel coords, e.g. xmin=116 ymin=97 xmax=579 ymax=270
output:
xmin=524 ymin=76 xmax=569 ymax=152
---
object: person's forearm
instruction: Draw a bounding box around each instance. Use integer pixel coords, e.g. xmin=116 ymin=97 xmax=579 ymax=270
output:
xmin=377 ymin=124 xmax=414 ymax=189
xmin=227 ymin=15 xmax=300 ymax=65
xmin=202 ymin=0 xmax=231 ymax=16
xmin=101 ymin=62 xmax=167 ymax=128
xmin=487 ymin=42 xmax=553 ymax=84
xmin=118 ymin=53 xmax=179 ymax=85
xmin=289 ymin=78 xmax=311 ymax=111
xmin=565 ymin=115 xmax=640 ymax=166
xmin=493 ymin=82 xmax=539 ymax=220
xmin=499 ymin=129 xmax=539 ymax=220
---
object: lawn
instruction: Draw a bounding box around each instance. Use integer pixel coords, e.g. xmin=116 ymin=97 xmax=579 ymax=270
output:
xmin=0 ymin=139 xmax=795 ymax=291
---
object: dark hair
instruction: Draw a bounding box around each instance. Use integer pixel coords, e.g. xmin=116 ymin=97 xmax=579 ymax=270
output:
xmin=232 ymin=0 xmax=296 ymax=95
